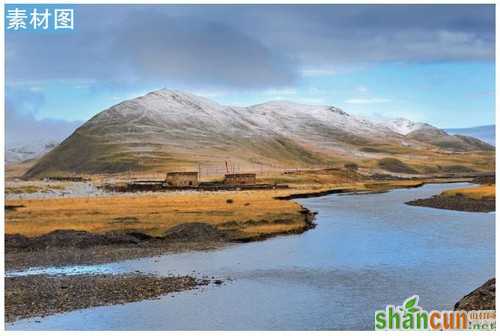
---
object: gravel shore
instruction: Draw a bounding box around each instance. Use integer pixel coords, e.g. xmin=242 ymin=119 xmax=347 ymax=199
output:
xmin=405 ymin=194 xmax=495 ymax=212
xmin=5 ymin=273 xmax=212 ymax=323
xmin=5 ymin=210 xmax=316 ymax=271
xmin=5 ymin=226 xmax=227 ymax=271
xmin=6 ymin=241 xmax=225 ymax=271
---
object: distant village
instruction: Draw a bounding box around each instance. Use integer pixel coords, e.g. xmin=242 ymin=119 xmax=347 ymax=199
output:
xmin=99 ymin=171 xmax=289 ymax=193
xmin=96 ymin=161 xmax=290 ymax=193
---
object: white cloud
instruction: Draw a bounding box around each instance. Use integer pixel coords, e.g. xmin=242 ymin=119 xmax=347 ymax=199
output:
xmin=345 ymin=97 xmax=392 ymax=104
xmin=301 ymin=68 xmax=337 ymax=77
xmin=74 ymin=84 xmax=91 ymax=89
xmin=356 ymin=85 xmax=369 ymax=93
xmin=191 ymin=89 xmax=228 ymax=98
xmin=263 ymin=88 xmax=297 ymax=96
xmin=295 ymin=97 xmax=326 ymax=105
xmin=29 ymin=86 xmax=43 ymax=92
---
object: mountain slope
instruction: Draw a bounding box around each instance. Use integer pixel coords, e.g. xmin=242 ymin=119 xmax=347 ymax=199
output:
xmin=445 ymin=125 xmax=495 ymax=146
xmin=24 ymin=89 xmax=494 ymax=178
xmin=6 ymin=140 xmax=59 ymax=164
xmin=406 ymin=128 xmax=494 ymax=152
xmin=379 ymin=117 xmax=495 ymax=152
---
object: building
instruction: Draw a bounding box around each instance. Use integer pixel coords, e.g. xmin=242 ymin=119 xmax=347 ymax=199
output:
xmin=165 ymin=172 xmax=199 ymax=187
xmin=223 ymin=173 xmax=256 ymax=185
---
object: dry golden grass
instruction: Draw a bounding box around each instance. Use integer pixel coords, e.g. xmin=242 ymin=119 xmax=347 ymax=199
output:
xmin=441 ymin=185 xmax=496 ymax=200
xmin=257 ymin=169 xmax=366 ymax=191
xmin=361 ymin=149 xmax=494 ymax=174
xmin=5 ymin=164 xmax=490 ymax=241
xmin=5 ymin=161 xmax=36 ymax=180
xmin=5 ymin=189 xmax=314 ymax=239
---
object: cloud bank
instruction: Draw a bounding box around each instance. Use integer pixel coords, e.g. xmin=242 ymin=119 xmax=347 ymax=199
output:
xmin=6 ymin=5 xmax=494 ymax=89
xmin=6 ymin=88 xmax=81 ymax=146
xmin=5 ymin=5 xmax=495 ymax=146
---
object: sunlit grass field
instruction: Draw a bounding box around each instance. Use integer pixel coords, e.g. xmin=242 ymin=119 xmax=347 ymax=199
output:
xmin=441 ymin=184 xmax=496 ymax=200
xmin=5 ymin=168 xmax=493 ymax=241
xmin=5 ymin=189 xmax=317 ymax=239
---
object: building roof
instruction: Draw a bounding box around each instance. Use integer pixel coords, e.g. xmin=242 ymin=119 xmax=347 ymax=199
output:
xmin=224 ymin=173 xmax=256 ymax=177
xmin=166 ymin=171 xmax=198 ymax=176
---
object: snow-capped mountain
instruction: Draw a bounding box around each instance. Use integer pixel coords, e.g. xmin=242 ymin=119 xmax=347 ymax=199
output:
xmin=379 ymin=117 xmax=431 ymax=135
xmin=24 ymin=89 xmax=494 ymax=177
xmin=6 ymin=140 xmax=59 ymax=164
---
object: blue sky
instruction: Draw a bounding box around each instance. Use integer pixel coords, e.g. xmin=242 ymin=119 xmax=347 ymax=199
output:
xmin=6 ymin=5 xmax=495 ymax=143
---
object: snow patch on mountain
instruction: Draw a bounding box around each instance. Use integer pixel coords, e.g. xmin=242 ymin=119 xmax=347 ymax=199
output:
xmin=379 ymin=118 xmax=431 ymax=135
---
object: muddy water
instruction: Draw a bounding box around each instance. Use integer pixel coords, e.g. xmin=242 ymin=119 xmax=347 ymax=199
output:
xmin=7 ymin=183 xmax=495 ymax=330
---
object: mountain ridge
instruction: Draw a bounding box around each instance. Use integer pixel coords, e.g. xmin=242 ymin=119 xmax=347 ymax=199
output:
xmin=24 ymin=89 xmax=494 ymax=178
xmin=445 ymin=125 xmax=495 ymax=146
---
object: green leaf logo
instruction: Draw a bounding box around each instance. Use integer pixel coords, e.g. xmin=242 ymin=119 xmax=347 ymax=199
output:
xmin=404 ymin=295 xmax=419 ymax=312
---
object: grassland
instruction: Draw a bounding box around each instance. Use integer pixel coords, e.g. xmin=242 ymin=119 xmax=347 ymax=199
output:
xmin=406 ymin=182 xmax=495 ymax=213
xmin=5 ymin=174 xmax=476 ymax=240
xmin=441 ymin=184 xmax=495 ymax=200
xmin=5 ymin=163 xmax=494 ymax=272
xmin=6 ymin=168 xmax=356 ymax=237
xmin=6 ymin=189 xmax=315 ymax=240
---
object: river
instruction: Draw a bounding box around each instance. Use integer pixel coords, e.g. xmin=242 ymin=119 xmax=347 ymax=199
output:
xmin=7 ymin=182 xmax=495 ymax=330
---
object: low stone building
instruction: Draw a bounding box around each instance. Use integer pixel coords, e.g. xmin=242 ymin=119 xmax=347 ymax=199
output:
xmin=223 ymin=173 xmax=256 ymax=185
xmin=165 ymin=172 xmax=199 ymax=187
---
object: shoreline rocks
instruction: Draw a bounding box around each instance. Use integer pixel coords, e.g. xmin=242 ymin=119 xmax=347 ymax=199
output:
xmin=5 ymin=273 xmax=211 ymax=323
xmin=455 ymin=278 xmax=495 ymax=311
xmin=5 ymin=208 xmax=318 ymax=270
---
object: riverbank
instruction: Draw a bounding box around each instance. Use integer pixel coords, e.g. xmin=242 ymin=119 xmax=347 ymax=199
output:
xmin=406 ymin=184 xmax=495 ymax=212
xmin=6 ymin=232 xmax=225 ymax=270
xmin=5 ymin=273 xmax=215 ymax=323
xmin=455 ymin=278 xmax=495 ymax=311
xmin=6 ymin=202 xmax=316 ymax=271
xmin=5 ymin=189 xmax=316 ymax=239
xmin=5 ymin=181 xmax=494 ymax=330
xmin=5 ymin=178 xmax=477 ymax=271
